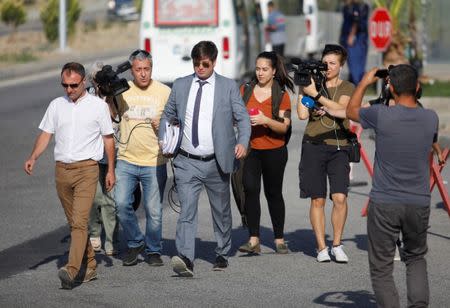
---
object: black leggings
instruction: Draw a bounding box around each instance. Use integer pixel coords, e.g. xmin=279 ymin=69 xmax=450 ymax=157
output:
xmin=243 ymin=146 xmax=288 ymax=239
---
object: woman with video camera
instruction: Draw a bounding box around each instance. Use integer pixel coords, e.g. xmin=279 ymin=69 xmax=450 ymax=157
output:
xmin=297 ymin=44 xmax=355 ymax=263
xmin=237 ymin=51 xmax=294 ymax=255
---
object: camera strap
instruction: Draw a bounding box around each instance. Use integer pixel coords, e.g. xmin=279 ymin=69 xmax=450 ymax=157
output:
xmin=111 ymin=96 xmax=122 ymax=124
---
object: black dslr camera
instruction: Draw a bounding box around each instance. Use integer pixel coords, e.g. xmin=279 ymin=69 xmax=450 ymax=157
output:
xmin=94 ymin=61 xmax=132 ymax=97
xmin=291 ymin=58 xmax=328 ymax=89
xmin=369 ymin=68 xmax=391 ymax=106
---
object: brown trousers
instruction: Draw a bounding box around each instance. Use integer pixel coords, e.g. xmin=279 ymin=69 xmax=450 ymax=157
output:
xmin=55 ymin=160 xmax=99 ymax=278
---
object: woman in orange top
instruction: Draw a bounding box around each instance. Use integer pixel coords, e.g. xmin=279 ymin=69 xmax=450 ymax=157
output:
xmin=238 ymin=51 xmax=294 ymax=254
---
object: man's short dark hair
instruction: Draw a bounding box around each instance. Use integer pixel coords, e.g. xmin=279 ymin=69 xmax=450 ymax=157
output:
xmin=389 ymin=64 xmax=418 ymax=96
xmin=191 ymin=41 xmax=218 ymax=62
xmin=61 ymin=62 xmax=86 ymax=78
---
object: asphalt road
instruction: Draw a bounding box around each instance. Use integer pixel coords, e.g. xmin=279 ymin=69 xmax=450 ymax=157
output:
xmin=0 ymin=72 xmax=449 ymax=307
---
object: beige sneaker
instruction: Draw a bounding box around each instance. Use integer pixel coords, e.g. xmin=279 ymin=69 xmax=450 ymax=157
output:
xmin=105 ymin=250 xmax=118 ymax=256
xmin=90 ymin=237 xmax=101 ymax=252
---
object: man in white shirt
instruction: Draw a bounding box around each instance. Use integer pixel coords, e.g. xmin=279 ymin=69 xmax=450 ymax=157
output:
xmin=24 ymin=62 xmax=115 ymax=290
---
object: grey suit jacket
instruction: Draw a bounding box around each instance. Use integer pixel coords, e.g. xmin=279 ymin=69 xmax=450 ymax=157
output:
xmin=159 ymin=73 xmax=251 ymax=174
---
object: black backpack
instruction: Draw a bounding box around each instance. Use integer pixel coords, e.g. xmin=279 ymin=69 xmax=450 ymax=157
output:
xmin=242 ymin=80 xmax=292 ymax=145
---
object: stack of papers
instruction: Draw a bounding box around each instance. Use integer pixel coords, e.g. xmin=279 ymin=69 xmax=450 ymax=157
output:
xmin=161 ymin=121 xmax=180 ymax=155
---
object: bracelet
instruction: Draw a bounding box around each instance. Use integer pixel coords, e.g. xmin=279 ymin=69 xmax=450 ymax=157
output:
xmin=313 ymin=93 xmax=322 ymax=101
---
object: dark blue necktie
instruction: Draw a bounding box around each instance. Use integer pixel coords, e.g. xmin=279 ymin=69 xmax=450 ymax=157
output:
xmin=192 ymin=80 xmax=207 ymax=148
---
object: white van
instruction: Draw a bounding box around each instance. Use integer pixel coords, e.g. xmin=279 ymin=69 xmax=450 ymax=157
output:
xmin=139 ymin=0 xmax=265 ymax=83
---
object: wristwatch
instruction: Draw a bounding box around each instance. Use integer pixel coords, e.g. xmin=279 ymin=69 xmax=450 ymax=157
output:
xmin=313 ymin=93 xmax=322 ymax=101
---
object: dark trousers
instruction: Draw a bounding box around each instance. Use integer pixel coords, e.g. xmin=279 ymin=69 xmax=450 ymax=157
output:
xmin=243 ymin=146 xmax=287 ymax=239
xmin=272 ymin=44 xmax=285 ymax=57
xmin=367 ymin=201 xmax=430 ymax=308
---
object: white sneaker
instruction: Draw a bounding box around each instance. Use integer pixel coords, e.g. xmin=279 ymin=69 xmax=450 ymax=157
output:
xmin=331 ymin=245 xmax=349 ymax=263
xmin=90 ymin=237 xmax=101 ymax=252
xmin=316 ymin=247 xmax=331 ymax=262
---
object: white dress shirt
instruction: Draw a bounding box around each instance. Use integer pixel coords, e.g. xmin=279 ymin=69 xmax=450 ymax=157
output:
xmin=181 ymin=73 xmax=215 ymax=155
xmin=39 ymin=92 xmax=114 ymax=163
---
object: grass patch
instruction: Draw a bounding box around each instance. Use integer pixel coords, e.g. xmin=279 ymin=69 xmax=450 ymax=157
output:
xmin=0 ymin=50 xmax=38 ymax=63
xmin=421 ymin=81 xmax=450 ymax=97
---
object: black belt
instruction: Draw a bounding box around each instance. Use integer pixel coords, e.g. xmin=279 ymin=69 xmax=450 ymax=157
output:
xmin=178 ymin=149 xmax=215 ymax=161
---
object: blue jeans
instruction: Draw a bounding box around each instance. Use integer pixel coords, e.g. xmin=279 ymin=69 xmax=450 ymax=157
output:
xmin=115 ymin=160 xmax=167 ymax=254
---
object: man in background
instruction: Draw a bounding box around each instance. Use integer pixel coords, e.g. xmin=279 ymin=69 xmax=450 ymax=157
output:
xmin=340 ymin=0 xmax=369 ymax=85
xmin=266 ymin=1 xmax=287 ymax=56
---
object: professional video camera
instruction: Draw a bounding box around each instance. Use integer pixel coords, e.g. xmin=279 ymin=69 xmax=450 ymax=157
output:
xmin=369 ymin=68 xmax=391 ymax=106
xmin=291 ymin=57 xmax=328 ymax=89
xmin=94 ymin=61 xmax=132 ymax=97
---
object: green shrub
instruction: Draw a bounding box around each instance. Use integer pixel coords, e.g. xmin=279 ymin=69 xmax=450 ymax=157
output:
xmin=134 ymin=0 xmax=143 ymax=13
xmin=40 ymin=0 xmax=81 ymax=43
xmin=0 ymin=0 xmax=27 ymax=38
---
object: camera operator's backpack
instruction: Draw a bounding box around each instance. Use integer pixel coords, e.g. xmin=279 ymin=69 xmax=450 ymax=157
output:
xmin=242 ymin=80 xmax=292 ymax=145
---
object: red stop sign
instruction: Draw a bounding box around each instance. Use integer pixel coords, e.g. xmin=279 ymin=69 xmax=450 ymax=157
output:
xmin=369 ymin=8 xmax=392 ymax=51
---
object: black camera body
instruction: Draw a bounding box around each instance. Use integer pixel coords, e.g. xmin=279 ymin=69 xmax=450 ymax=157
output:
xmin=291 ymin=57 xmax=327 ymax=89
xmin=94 ymin=61 xmax=132 ymax=97
xmin=369 ymin=68 xmax=391 ymax=106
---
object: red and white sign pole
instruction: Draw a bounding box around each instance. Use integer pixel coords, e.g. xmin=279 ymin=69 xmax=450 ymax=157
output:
xmin=369 ymin=7 xmax=392 ymax=93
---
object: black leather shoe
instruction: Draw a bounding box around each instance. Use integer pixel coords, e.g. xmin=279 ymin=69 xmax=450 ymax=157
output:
xmin=349 ymin=180 xmax=368 ymax=187
xmin=171 ymin=255 xmax=194 ymax=277
xmin=122 ymin=244 xmax=145 ymax=266
xmin=212 ymin=256 xmax=228 ymax=271
xmin=147 ymin=253 xmax=164 ymax=266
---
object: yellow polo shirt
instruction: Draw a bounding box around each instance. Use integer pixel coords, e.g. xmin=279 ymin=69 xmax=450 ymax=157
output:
xmin=116 ymin=80 xmax=170 ymax=166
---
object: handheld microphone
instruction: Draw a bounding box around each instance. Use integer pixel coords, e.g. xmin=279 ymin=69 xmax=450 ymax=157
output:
xmin=301 ymin=96 xmax=319 ymax=110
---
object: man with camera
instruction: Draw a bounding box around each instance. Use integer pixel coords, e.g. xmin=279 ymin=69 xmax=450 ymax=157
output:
xmin=24 ymin=62 xmax=116 ymax=289
xmin=114 ymin=50 xmax=171 ymax=267
xmin=85 ymin=61 xmax=122 ymax=257
xmin=346 ymin=64 xmax=439 ymax=307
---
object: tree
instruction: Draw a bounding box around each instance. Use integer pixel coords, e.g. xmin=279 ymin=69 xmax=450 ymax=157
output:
xmin=0 ymin=0 xmax=27 ymax=41
xmin=40 ymin=0 xmax=81 ymax=43
xmin=374 ymin=0 xmax=422 ymax=68
xmin=134 ymin=0 xmax=143 ymax=14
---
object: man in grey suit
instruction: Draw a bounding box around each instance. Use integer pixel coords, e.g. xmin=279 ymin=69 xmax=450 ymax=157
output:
xmin=159 ymin=41 xmax=251 ymax=277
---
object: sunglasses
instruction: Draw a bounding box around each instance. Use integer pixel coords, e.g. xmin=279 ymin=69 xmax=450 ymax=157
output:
xmin=61 ymin=82 xmax=81 ymax=89
xmin=193 ymin=61 xmax=211 ymax=69
xmin=130 ymin=49 xmax=152 ymax=58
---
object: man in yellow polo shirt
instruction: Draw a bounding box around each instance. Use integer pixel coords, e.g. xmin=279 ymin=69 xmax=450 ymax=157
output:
xmin=115 ymin=50 xmax=170 ymax=266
